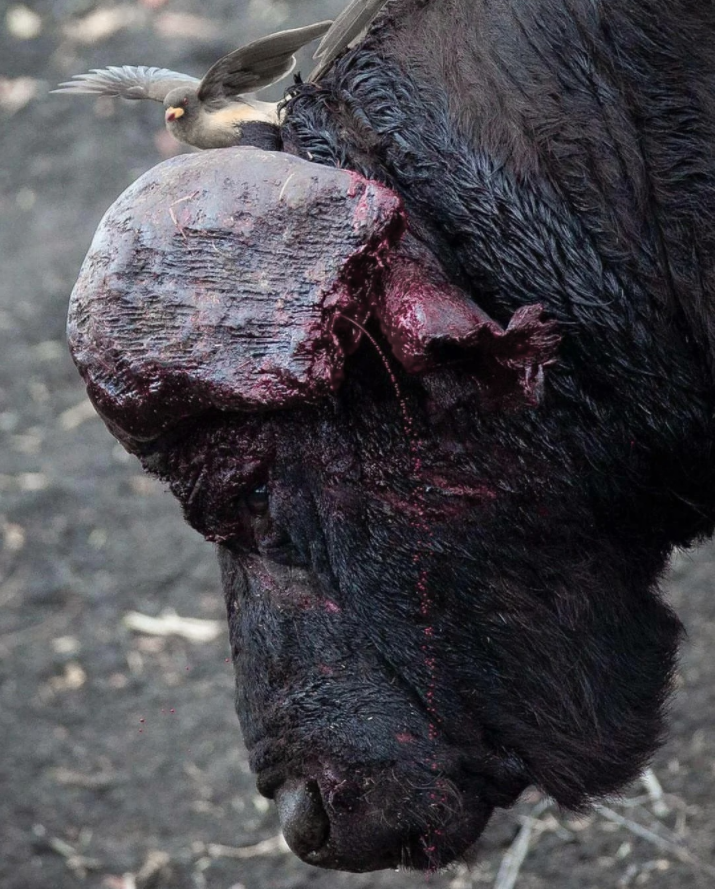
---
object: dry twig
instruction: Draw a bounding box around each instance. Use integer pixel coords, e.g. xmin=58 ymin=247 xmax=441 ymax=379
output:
xmin=207 ymin=835 xmax=290 ymax=860
xmin=595 ymin=805 xmax=715 ymax=877
xmin=122 ymin=608 xmax=221 ymax=643
xmin=494 ymin=799 xmax=551 ymax=889
xmin=640 ymin=768 xmax=670 ymax=817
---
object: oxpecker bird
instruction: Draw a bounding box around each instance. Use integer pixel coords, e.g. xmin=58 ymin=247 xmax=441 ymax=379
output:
xmin=52 ymin=21 xmax=332 ymax=150
xmin=53 ymin=0 xmax=392 ymax=150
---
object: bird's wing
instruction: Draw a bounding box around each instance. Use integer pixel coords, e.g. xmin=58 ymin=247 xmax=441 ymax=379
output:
xmin=197 ymin=21 xmax=333 ymax=106
xmin=309 ymin=0 xmax=391 ymax=81
xmin=52 ymin=66 xmax=200 ymax=102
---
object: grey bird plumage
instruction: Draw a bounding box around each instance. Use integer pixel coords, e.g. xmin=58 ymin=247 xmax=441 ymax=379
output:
xmin=310 ymin=0 xmax=391 ymax=81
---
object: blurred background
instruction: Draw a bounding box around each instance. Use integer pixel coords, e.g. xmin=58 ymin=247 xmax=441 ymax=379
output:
xmin=1 ymin=1 xmax=714 ymax=887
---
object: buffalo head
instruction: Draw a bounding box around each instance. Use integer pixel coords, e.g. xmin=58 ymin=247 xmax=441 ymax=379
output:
xmin=64 ymin=0 xmax=715 ymax=872
xmin=66 ymin=143 xmax=691 ymax=871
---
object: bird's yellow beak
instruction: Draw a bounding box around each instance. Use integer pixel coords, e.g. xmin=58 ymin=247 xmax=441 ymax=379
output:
xmin=165 ymin=106 xmax=184 ymax=122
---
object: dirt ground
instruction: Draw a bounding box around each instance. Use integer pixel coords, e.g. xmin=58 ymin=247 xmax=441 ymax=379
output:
xmin=1 ymin=1 xmax=714 ymax=887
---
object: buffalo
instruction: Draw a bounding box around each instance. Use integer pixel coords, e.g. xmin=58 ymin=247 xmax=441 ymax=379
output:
xmin=67 ymin=0 xmax=715 ymax=874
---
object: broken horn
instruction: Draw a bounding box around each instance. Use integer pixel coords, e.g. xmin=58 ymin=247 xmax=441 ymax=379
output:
xmin=67 ymin=148 xmax=405 ymax=452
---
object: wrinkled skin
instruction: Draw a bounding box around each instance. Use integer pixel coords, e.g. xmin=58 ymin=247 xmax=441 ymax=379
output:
xmin=70 ymin=0 xmax=715 ymax=874
xmin=145 ymin=341 xmax=690 ymax=869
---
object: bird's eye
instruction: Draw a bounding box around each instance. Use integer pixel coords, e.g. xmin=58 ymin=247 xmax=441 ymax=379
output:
xmin=246 ymin=484 xmax=269 ymax=517
xmin=181 ymin=97 xmax=189 ymax=107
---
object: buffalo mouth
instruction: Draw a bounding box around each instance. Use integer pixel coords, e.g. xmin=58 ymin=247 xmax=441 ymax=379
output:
xmin=255 ymin=758 xmax=520 ymax=872
xmin=221 ymin=549 xmax=530 ymax=873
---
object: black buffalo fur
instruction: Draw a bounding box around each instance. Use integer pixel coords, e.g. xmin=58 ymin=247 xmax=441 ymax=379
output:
xmin=149 ymin=0 xmax=715 ymax=872
xmin=282 ymin=0 xmax=715 ymax=785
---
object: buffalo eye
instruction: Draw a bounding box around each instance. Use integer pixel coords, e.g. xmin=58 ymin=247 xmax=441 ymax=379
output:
xmin=246 ymin=484 xmax=269 ymax=517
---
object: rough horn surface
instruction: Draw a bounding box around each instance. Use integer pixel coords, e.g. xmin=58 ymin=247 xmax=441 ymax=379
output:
xmin=68 ymin=148 xmax=404 ymax=449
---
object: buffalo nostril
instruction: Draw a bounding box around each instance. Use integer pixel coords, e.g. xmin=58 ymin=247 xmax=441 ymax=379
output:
xmin=275 ymin=779 xmax=330 ymax=857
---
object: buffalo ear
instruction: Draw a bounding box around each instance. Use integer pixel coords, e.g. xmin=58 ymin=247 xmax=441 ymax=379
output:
xmin=67 ymin=148 xmax=404 ymax=451
xmin=377 ymin=234 xmax=560 ymax=408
